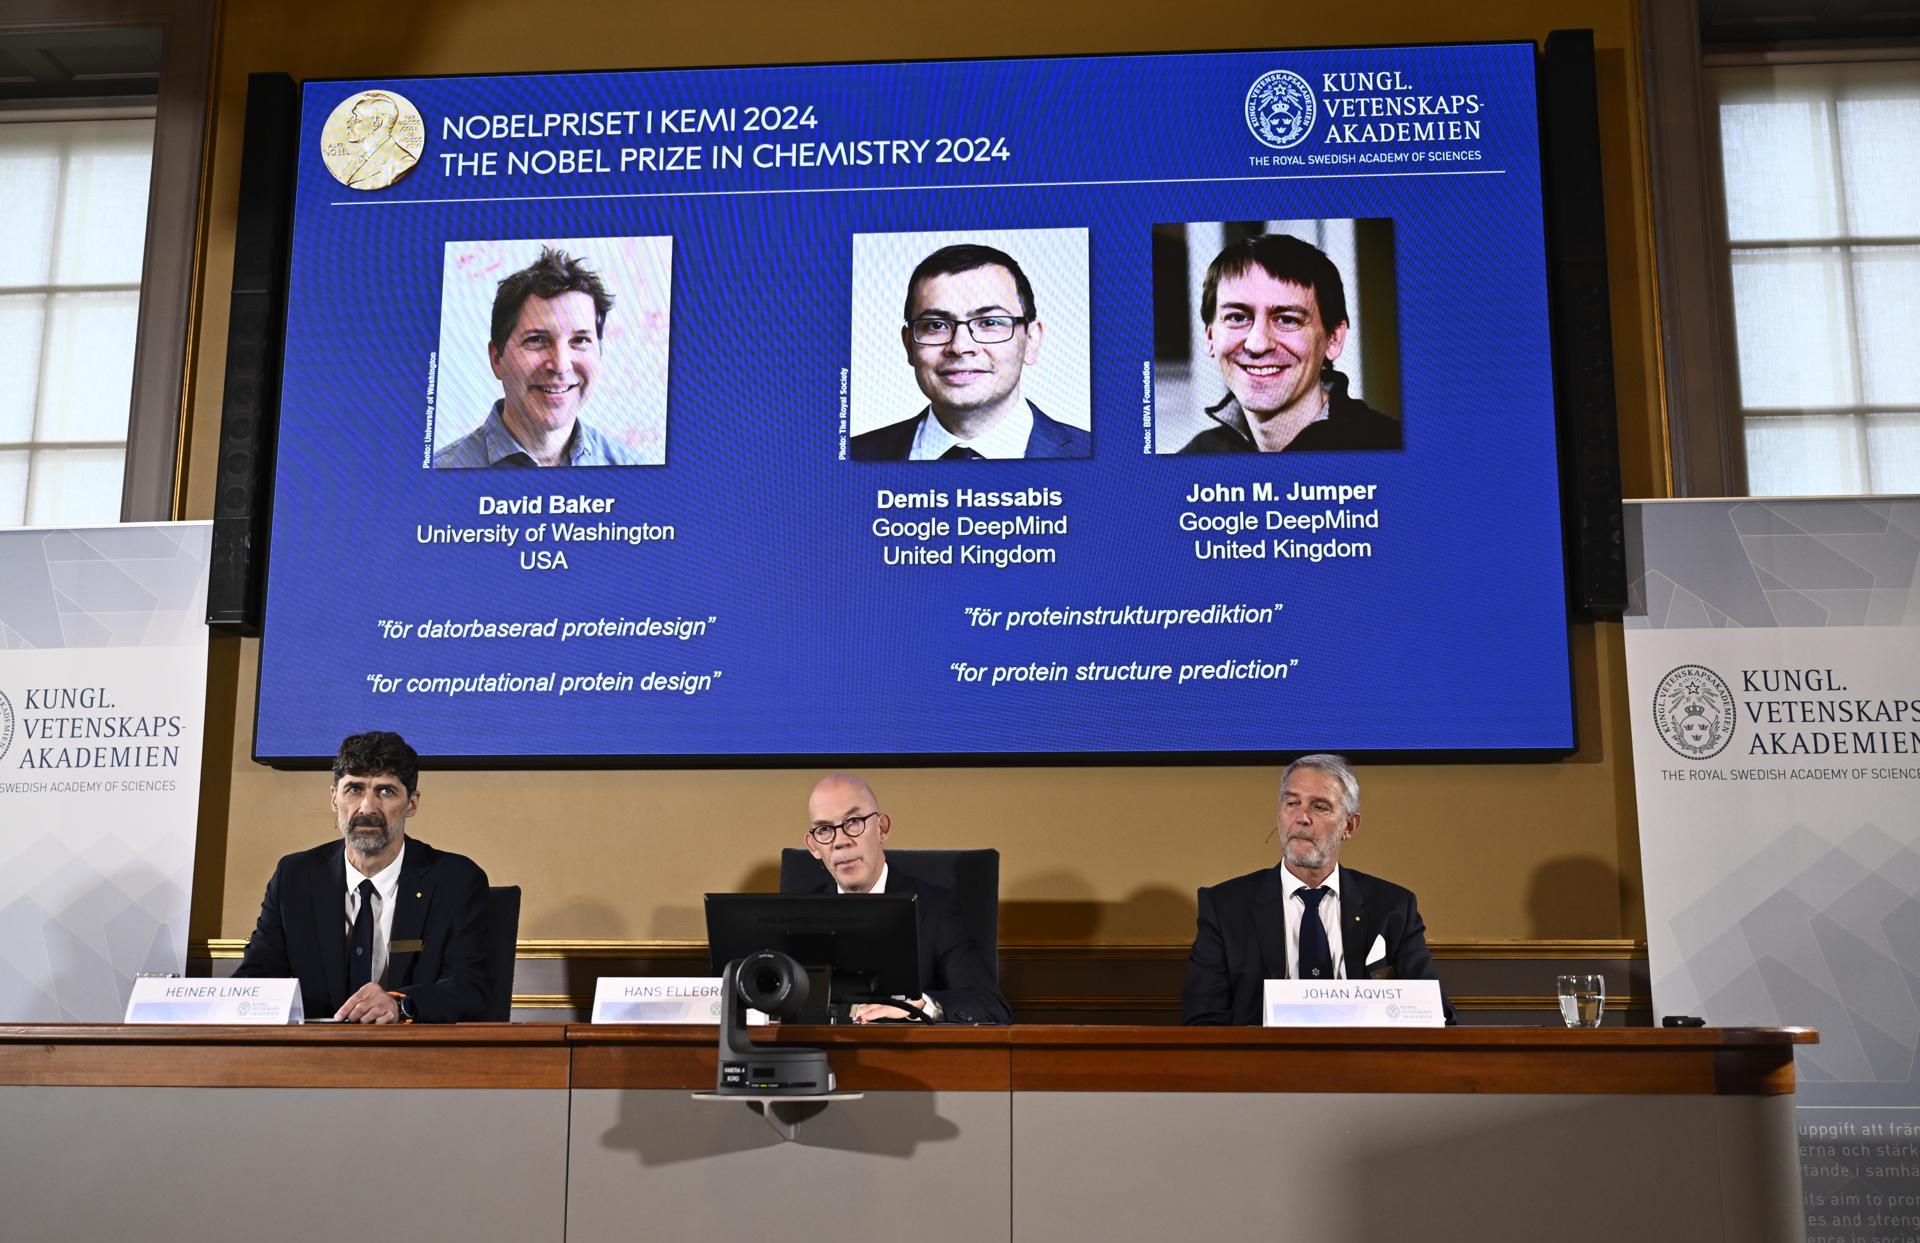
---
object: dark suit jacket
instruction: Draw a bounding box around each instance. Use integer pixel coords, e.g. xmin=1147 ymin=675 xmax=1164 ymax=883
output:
xmin=849 ymin=401 xmax=1091 ymax=460
xmin=233 ymin=837 xmax=491 ymax=1023
xmin=1180 ymin=864 xmax=1452 ymax=1025
xmin=808 ymin=871 xmax=1011 ymax=1024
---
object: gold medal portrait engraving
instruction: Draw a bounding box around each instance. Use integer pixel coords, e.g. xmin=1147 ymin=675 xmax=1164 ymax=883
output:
xmin=320 ymin=89 xmax=425 ymax=191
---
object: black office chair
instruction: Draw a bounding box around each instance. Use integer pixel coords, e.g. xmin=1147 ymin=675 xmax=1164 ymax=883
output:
xmin=778 ymin=847 xmax=1000 ymax=982
xmin=482 ymin=885 xmax=521 ymax=1021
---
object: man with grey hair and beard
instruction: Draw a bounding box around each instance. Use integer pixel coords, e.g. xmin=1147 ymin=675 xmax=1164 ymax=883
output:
xmin=234 ymin=731 xmax=492 ymax=1023
xmin=1180 ymin=753 xmax=1450 ymax=1025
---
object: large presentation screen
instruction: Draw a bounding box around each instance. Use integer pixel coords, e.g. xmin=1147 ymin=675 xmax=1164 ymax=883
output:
xmin=255 ymin=42 xmax=1575 ymax=763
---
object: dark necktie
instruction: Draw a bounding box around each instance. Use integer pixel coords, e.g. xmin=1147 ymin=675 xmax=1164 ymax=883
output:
xmin=349 ymin=878 xmax=376 ymax=991
xmin=940 ymin=445 xmax=984 ymax=460
xmin=1297 ymin=887 xmax=1333 ymax=980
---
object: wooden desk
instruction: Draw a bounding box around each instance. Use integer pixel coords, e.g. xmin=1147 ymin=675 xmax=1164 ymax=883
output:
xmin=1006 ymin=1023 xmax=1807 ymax=1094
xmin=0 ymin=1024 xmax=1813 ymax=1243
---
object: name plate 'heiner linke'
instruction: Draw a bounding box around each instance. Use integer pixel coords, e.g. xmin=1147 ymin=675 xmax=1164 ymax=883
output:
xmin=1262 ymin=978 xmax=1445 ymax=1027
xmin=124 ymin=978 xmax=303 ymax=1024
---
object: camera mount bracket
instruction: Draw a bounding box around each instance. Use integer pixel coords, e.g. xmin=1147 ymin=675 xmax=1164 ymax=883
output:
xmin=692 ymin=1091 xmax=865 ymax=1141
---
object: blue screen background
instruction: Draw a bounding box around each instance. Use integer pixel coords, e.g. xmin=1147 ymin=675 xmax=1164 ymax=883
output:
xmin=256 ymin=43 xmax=1576 ymax=761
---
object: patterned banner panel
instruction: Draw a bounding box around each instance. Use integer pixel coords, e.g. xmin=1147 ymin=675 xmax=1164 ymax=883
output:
xmin=1626 ymin=499 xmax=1920 ymax=1243
xmin=0 ymin=523 xmax=211 ymax=1020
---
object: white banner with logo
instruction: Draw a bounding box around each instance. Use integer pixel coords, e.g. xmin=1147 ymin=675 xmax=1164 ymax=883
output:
xmin=1624 ymin=499 xmax=1920 ymax=1243
xmin=0 ymin=522 xmax=212 ymax=1021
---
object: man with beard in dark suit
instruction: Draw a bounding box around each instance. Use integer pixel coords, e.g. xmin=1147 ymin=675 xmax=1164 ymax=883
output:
xmin=800 ymin=773 xmax=1011 ymax=1024
xmin=234 ymin=731 xmax=491 ymax=1023
xmin=1181 ymin=753 xmax=1452 ymax=1025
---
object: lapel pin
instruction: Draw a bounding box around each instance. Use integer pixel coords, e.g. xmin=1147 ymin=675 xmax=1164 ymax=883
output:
xmin=415 ymin=892 xmax=422 ymax=899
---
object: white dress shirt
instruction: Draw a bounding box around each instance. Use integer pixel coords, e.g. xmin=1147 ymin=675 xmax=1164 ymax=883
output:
xmin=833 ymin=861 xmax=889 ymax=895
xmin=1280 ymin=863 xmax=1347 ymax=979
xmin=343 ymin=843 xmax=405 ymax=988
xmin=907 ymin=401 xmax=1034 ymax=460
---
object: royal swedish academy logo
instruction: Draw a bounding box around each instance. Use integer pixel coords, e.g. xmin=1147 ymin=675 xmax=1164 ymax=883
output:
xmin=1245 ymin=70 xmax=1317 ymax=149
xmin=1653 ymin=664 xmax=1737 ymax=760
xmin=0 ymin=689 xmax=13 ymax=764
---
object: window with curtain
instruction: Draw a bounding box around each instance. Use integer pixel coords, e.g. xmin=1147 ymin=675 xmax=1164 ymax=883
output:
xmin=0 ymin=115 xmax=154 ymax=526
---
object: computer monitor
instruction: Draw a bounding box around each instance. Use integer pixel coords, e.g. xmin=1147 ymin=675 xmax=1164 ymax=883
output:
xmin=704 ymin=893 xmax=921 ymax=1024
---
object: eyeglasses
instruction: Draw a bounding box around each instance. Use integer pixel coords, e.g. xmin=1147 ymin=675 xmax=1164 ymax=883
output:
xmin=908 ymin=314 xmax=1028 ymax=346
xmin=808 ymin=810 xmax=881 ymax=843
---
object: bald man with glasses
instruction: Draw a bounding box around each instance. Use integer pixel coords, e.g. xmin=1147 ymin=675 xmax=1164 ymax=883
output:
xmin=800 ymin=774 xmax=1011 ymax=1024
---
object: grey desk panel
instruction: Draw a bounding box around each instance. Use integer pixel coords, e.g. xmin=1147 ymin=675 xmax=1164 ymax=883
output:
xmin=1012 ymin=1091 xmax=1805 ymax=1243
xmin=568 ymin=1089 xmax=1011 ymax=1243
xmin=1712 ymin=1095 xmax=1807 ymax=1241
xmin=0 ymin=1086 xmax=567 ymax=1243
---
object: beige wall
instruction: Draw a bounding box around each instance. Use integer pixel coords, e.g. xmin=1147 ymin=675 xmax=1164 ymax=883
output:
xmin=183 ymin=0 xmax=1663 ymax=948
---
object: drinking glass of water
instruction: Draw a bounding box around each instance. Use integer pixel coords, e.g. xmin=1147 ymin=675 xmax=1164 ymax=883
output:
xmin=1557 ymin=974 xmax=1605 ymax=1027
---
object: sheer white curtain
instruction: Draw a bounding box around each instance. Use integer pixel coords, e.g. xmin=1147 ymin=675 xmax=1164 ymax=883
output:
xmin=0 ymin=116 xmax=153 ymax=526
xmin=1713 ymin=61 xmax=1920 ymax=496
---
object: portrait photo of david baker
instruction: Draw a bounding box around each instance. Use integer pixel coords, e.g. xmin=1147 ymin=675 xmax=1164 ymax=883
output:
xmin=847 ymin=229 xmax=1092 ymax=462
xmin=431 ymin=236 xmax=673 ymax=469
